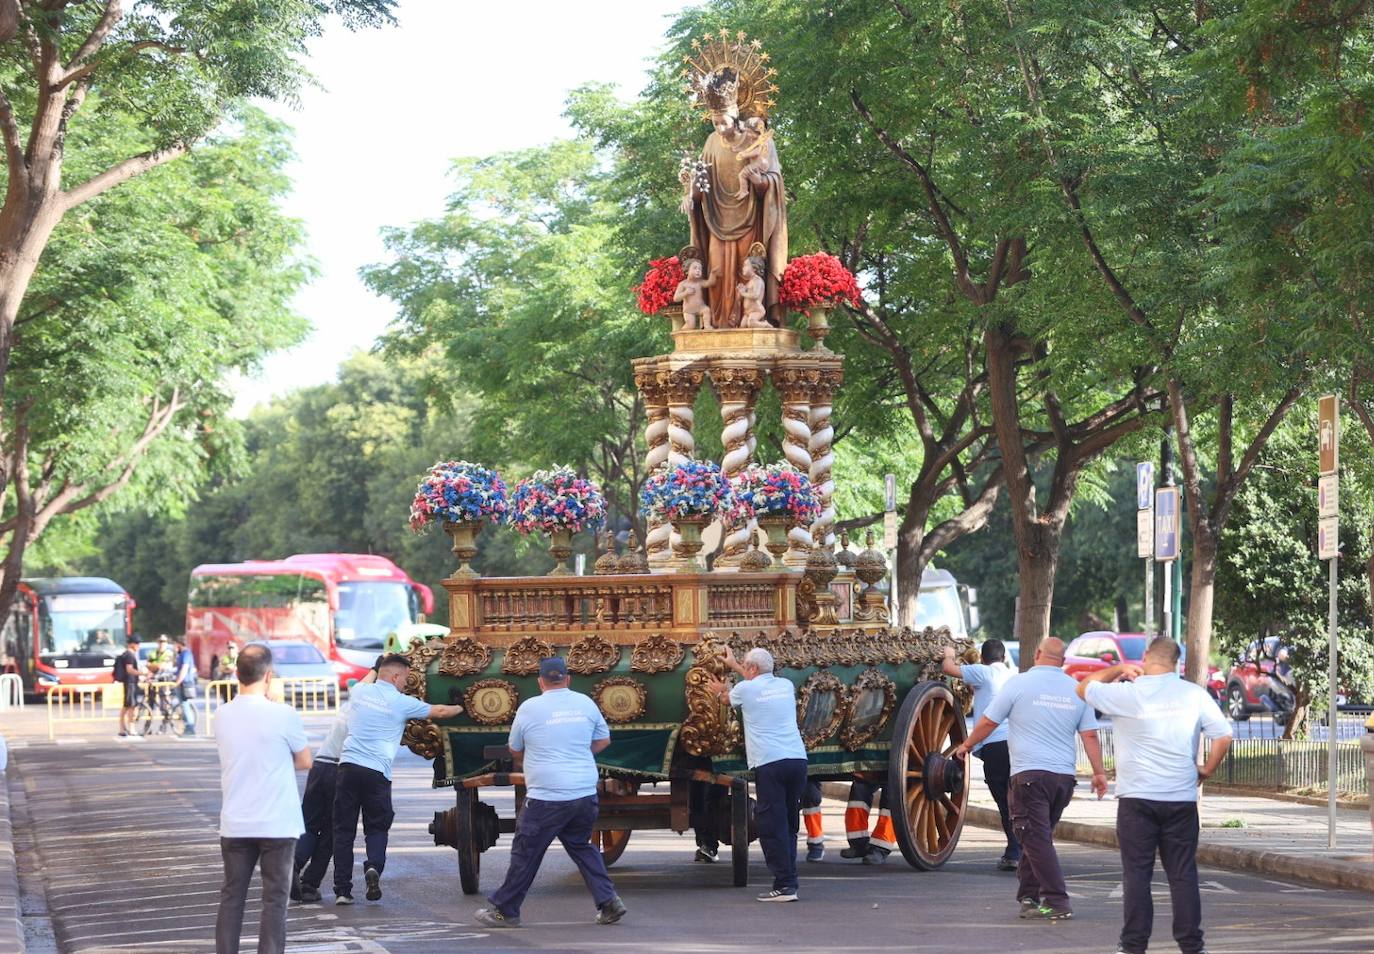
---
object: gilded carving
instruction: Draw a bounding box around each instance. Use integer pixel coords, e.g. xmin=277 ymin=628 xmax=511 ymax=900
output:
xmin=463 ymin=679 xmax=520 ymax=726
xmin=591 ymin=676 xmax=648 ymax=723
xmin=400 ymin=719 xmax=443 ymax=760
xmin=567 ymin=633 xmax=621 ymax=675
xmin=795 ymin=577 xmax=817 ymax=631
xmin=680 ymin=635 xmax=742 ymax=757
xmin=402 ymin=636 xmax=444 ymax=700
xmin=840 ymin=668 xmax=897 ymax=750
xmin=500 ymin=635 xmax=556 ymax=676
xmin=830 ymin=630 xmax=862 ymax=668
xmin=629 ymin=634 xmax=685 ymax=674
xmin=795 ymin=670 xmax=847 ymax=748
xmin=774 ymin=628 xmax=809 ymax=670
xmin=857 ymin=629 xmax=887 ymax=667
xmin=439 ymin=635 xmax=493 ymax=678
xmin=708 ymin=366 xmax=765 ymax=402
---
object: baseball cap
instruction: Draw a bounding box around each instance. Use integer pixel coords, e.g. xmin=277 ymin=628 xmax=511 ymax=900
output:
xmin=539 ymin=657 xmax=568 ymax=681
xmin=157 ymin=635 xmax=168 ymax=642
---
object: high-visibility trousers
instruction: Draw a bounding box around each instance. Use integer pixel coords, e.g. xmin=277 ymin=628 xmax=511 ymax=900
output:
xmin=800 ymin=780 xmax=824 ymax=846
xmin=844 ymin=779 xmax=895 ymax=854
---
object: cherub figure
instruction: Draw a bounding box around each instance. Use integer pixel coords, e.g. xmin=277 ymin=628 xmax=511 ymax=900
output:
xmin=674 ymin=257 xmax=720 ymax=330
xmin=732 ymin=117 xmax=774 ymax=198
xmin=737 ymin=255 xmax=768 ymax=328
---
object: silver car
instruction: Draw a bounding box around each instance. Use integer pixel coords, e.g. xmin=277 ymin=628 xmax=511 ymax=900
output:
xmin=247 ymin=640 xmax=340 ymax=709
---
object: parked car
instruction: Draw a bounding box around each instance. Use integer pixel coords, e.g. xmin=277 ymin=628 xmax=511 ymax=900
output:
xmin=1062 ymin=631 xmax=1151 ymax=680
xmin=1224 ymin=636 xmax=1291 ymax=722
xmin=246 ymin=640 xmax=339 ymax=707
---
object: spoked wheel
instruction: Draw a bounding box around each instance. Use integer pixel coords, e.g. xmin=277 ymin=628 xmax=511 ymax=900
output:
xmin=887 ymin=681 xmax=970 ymax=870
xmin=133 ymin=703 xmax=154 ymax=737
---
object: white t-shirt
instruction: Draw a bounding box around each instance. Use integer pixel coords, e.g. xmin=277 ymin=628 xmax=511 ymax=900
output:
xmin=215 ymin=694 xmax=309 ymax=838
xmin=316 ymin=709 xmax=349 ymax=761
xmin=1085 ymin=673 xmax=1233 ymax=802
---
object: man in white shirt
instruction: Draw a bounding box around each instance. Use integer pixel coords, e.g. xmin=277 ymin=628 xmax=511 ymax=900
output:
xmin=944 ymin=638 xmax=1020 ymax=870
xmin=1078 ymin=637 xmax=1233 ymax=954
xmin=214 ymin=644 xmax=312 ymax=954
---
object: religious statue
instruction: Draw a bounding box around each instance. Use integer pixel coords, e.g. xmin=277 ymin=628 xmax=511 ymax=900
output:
xmin=673 ymin=251 xmax=720 ymax=330
xmin=679 ymin=30 xmax=788 ymax=327
xmin=737 ymin=248 xmax=768 ymax=328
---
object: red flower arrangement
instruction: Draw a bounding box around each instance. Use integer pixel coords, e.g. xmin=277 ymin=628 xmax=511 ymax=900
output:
xmin=779 ymin=252 xmax=863 ymax=313
xmin=635 ymin=256 xmax=686 ymax=315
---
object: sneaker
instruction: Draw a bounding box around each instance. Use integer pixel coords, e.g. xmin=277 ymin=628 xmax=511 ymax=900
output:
xmin=334 ymin=894 xmax=354 ymax=906
xmin=299 ymin=885 xmax=322 ymax=904
xmin=474 ymin=907 xmax=520 ymax=928
xmin=1017 ymin=897 xmax=1041 ymax=916
xmin=364 ymin=867 xmax=381 ymax=901
xmin=694 ymin=845 xmax=719 ymax=864
xmin=1020 ymin=905 xmax=1072 ymax=921
xmin=756 ymin=888 xmax=799 ymax=902
xmin=595 ymin=896 xmax=627 ymax=925
xmin=997 ymin=856 xmax=1020 ymax=871
xmin=861 ymin=849 xmax=888 ymax=866
xmin=805 ymin=843 xmax=825 ymax=863
xmin=839 ymin=845 xmax=866 ymax=859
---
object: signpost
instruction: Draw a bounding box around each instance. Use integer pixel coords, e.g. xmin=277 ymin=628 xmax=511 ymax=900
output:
xmin=1154 ymin=485 xmax=1180 ymax=642
xmin=1318 ymin=395 xmax=1340 ymax=849
xmin=1136 ymin=462 xmax=1155 ymax=635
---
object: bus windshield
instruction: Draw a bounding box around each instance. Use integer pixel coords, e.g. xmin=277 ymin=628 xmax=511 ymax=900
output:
xmin=41 ymin=594 xmax=127 ymax=655
xmin=334 ymin=582 xmax=417 ymax=651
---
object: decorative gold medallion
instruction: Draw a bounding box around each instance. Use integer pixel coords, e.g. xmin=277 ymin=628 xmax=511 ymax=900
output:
xmin=591 ymin=677 xmax=648 ymax=723
xmin=795 ymin=670 xmax=847 ymax=749
xmin=400 ymin=719 xmax=443 ymax=760
xmin=841 ymin=668 xmax=897 ymax=750
xmin=567 ymin=633 xmax=620 ymax=675
xmin=438 ymin=635 xmax=493 ymax=677
xmin=500 ymin=636 xmax=555 ymax=676
xmin=630 ymin=634 xmax=685 ymax=673
xmin=463 ymin=679 xmax=520 ymax=725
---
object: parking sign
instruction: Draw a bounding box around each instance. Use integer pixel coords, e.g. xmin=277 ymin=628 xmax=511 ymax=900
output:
xmin=1154 ymin=486 xmax=1180 ymax=561
xmin=1136 ymin=461 xmax=1154 ymax=510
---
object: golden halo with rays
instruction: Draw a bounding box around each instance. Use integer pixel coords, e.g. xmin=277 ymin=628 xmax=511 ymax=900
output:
xmin=680 ymin=28 xmax=779 ymax=122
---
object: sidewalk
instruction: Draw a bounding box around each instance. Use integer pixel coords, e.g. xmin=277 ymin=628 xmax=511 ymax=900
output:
xmin=0 ymin=761 xmax=23 ymax=954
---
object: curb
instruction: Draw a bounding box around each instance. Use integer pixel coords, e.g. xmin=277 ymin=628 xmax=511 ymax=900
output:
xmin=964 ymin=805 xmax=1374 ymax=896
xmin=0 ymin=770 xmax=24 ymax=954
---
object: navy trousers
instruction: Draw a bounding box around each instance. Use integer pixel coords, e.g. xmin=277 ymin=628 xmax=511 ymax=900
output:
xmin=977 ymin=741 xmax=1020 ymax=861
xmin=331 ymin=763 xmax=393 ymax=896
xmin=754 ymin=758 xmax=807 ymax=892
xmin=295 ymin=759 xmax=337 ymax=889
xmin=1116 ymin=798 xmax=1205 ymax=954
xmin=488 ymin=794 xmax=616 ymax=919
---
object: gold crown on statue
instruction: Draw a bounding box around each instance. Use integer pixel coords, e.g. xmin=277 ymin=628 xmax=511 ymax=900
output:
xmin=682 ymin=28 xmax=779 ymax=121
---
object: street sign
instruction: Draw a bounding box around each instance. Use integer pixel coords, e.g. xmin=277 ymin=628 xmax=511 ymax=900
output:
xmin=1319 ymin=395 xmax=1339 ymax=476
xmin=883 ymin=511 xmax=898 ymax=551
xmin=1318 ymin=517 xmax=1339 ymax=560
xmin=1154 ymin=486 xmax=1180 ymax=561
xmin=1136 ymin=510 xmax=1154 ymax=559
xmin=884 ymin=473 xmax=897 ymax=512
xmin=1136 ymin=461 xmax=1154 ymax=510
xmin=1318 ymin=474 xmax=1339 ymax=520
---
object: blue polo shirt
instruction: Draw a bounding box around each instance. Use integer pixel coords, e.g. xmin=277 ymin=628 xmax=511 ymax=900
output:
xmin=729 ymin=673 xmax=806 ymax=769
xmin=961 ymin=662 xmax=1015 ymax=753
xmin=1086 ymin=673 xmax=1232 ymax=802
xmin=340 ymin=681 xmax=431 ymax=780
xmin=508 ymin=688 xmax=609 ymax=802
xmin=983 ymin=665 xmax=1098 ymax=776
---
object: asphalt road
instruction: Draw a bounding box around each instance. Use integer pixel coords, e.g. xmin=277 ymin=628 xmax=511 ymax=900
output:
xmin=8 ymin=722 xmax=1374 ymax=954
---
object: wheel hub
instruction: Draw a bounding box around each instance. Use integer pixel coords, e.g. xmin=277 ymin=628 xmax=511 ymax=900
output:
xmin=922 ymin=752 xmax=965 ymax=800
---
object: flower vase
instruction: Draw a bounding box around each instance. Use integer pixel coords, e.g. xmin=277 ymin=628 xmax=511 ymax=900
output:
xmin=443 ymin=520 xmax=482 ymax=579
xmin=756 ymin=515 xmax=792 ymax=569
xmin=671 ymin=516 xmax=710 ymax=573
xmin=807 ymin=306 xmax=832 ymax=352
xmin=547 ymin=527 xmax=574 ymax=576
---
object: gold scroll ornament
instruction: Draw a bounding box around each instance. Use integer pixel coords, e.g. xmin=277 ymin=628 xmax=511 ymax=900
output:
xmin=500 ymin=636 xmax=556 ymax=676
xmin=567 ymin=633 xmax=621 ymax=675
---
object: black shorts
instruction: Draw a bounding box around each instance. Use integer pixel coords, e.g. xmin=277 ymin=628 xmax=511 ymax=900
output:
xmin=122 ymin=678 xmax=139 ymax=709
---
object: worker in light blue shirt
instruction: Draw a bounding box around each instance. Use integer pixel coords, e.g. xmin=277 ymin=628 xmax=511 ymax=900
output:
xmin=1078 ymin=637 xmax=1233 ymax=954
xmin=955 ymin=637 xmax=1107 ymax=922
xmin=943 ymin=638 xmax=1019 ymax=870
xmin=707 ymin=646 xmax=807 ymax=903
xmin=476 ymin=657 xmax=625 ymax=930
xmin=331 ymin=655 xmax=461 ymax=905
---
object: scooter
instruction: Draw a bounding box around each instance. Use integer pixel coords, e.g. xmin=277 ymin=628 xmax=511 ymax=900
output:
xmin=1258 ymin=649 xmax=1297 ymax=727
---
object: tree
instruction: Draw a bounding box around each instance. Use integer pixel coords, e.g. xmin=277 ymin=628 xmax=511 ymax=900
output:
xmin=0 ymin=0 xmax=393 ymax=437
xmin=1 ymin=108 xmax=309 ymax=625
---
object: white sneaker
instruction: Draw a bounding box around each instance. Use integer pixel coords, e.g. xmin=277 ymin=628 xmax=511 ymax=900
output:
xmin=756 ymin=889 xmax=798 ymax=902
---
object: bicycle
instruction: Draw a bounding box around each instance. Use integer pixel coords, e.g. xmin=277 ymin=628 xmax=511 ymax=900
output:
xmin=131 ymin=679 xmax=186 ymax=737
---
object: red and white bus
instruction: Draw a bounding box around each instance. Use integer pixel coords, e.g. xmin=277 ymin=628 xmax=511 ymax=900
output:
xmin=0 ymin=577 xmax=135 ymax=694
xmin=185 ymin=553 xmax=435 ymax=687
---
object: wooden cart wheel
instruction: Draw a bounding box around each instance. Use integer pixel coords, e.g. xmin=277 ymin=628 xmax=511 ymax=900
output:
xmin=593 ymin=829 xmax=632 ymax=866
xmin=887 ymin=680 xmax=970 ymax=870
xmin=730 ymin=780 xmax=749 ymax=887
xmin=454 ymin=786 xmax=482 ymax=895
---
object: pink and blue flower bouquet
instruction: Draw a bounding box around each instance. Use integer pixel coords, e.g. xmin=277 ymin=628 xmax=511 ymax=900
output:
xmin=509 ymin=466 xmax=608 ymax=536
xmin=732 ymin=461 xmax=821 ymax=526
xmin=409 ymin=460 xmax=510 ymax=532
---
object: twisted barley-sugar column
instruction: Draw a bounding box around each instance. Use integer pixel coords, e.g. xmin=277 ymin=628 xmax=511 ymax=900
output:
xmin=808 ymin=364 xmax=844 ymax=550
xmin=775 ymin=364 xmax=816 ymax=566
xmin=635 ymin=366 xmax=672 ymax=567
xmin=662 ymin=367 xmax=704 ymax=569
xmin=710 ymin=366 xmax=765 ymax=569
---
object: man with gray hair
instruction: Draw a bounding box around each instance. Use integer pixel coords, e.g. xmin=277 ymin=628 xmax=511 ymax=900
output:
xmin=707 ymin=646 xmax=808 ymax=902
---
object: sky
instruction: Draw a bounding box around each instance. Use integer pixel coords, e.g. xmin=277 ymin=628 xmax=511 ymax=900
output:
xmin=231 ymin=0 xmax=688 ymax=415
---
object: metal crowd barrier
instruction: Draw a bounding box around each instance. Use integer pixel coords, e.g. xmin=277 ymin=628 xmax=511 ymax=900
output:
xmin=45 ymin=681 xmax=177 ymax=740
xmin=204 ymin=676 xmax=338 ymax=737
xmin=0 ymin=672 xmax=22 ymax=708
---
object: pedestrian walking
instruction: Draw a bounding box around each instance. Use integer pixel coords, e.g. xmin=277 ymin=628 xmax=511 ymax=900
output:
xmin=331 ymin=654 xmax=462 ymax=905
xmin=213 ymin=644 xmax=312 ymax=954
xmin=707 ymin=646 xmax=808 ymax=902
xmin=474 ymin=657 xmax=627 ymax=928
xmin=943 ymin=638 xmax=1020 ymax=870
xmin=954 ymin=637 xmax=1107 ymax=922
xmin=172 ymin=637 xmax=199 ymax=736
xmin=113 ymin=635 xmax=142 ymax=736
xmin=1078 ymin=637 xmax=1233 ymax=954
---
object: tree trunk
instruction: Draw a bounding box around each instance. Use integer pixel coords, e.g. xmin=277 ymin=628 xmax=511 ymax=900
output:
xmin=1183 ymin=530 xmax=1218 ymax=684
xmin=895 ymin=519 xmax=927 ymax=628
xmin=1115 ymin=594 xmax=1130 ymax=631
xmin=0 ymin=202 xmax=64 ymax=403
xmin=1014 ymin=524 xmax=1061 ymax=668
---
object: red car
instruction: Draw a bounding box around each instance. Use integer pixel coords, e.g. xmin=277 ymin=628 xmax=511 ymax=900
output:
xmin=1062 ymin=631 xmax=1150 ymax=680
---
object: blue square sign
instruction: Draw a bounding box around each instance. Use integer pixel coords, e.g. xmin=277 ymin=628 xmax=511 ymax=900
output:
xmin=1136 ymin=461 xmax=1154 ymax=510
xmin=1154 ymin=486 xmax=1180 ymax=561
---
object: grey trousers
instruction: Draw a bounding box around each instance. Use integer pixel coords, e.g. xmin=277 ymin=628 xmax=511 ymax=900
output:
xmin=216 ymin=837 xmax=296 ymax=954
